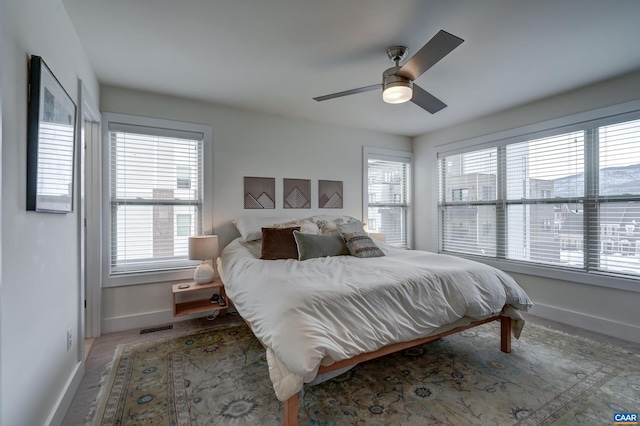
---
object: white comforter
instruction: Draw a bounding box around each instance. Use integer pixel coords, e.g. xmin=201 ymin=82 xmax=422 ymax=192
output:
xmin=218 ymin=238 xmax=533 ymax=401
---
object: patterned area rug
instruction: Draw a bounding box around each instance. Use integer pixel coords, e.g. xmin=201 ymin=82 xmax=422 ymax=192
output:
xmin=88 ymin=321 xmax=640 ymax=425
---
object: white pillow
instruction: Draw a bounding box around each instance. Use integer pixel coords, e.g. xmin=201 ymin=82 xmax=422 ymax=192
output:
xmin=274 ymin=218 xmax=320 ymax=235
xmin=308 ymin=215 xmax=361 ymax=235
xmin=233 ymin=216 xmax=296 ymax=241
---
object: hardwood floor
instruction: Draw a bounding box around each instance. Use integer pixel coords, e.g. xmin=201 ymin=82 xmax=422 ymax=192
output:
xmin=61 ymin=312 xmax=639 ymax=425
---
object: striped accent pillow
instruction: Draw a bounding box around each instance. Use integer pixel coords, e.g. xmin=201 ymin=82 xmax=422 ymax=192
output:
xmin=337 ymin=222 xmax=385 ymax=258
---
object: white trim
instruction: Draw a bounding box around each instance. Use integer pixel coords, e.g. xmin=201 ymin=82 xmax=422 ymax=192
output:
xmin=101 ymin=308 xmax=212 ymax=334
xmin=530 ymin=303 xmax=640 ymax=344
xmin=104 ymin=268 xmax=195 ymax=288
xmin=100 ymin=113 xmax=213 ymax=287
xmin=81 ymin=82 xmax=102 ymax=339
xmin=76 ymin=80 xmax=85 ymax=362
xmin=45 ymin=361 xmax=84 ymax=426
xmin=362 ymin=146 xmax=414 ymax=249
xmin=0 ymin=2 xmax=4 ymax=414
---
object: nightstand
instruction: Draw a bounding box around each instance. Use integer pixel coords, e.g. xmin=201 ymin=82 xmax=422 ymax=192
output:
xmin=172 ymin=278 xmax=227 ymax=317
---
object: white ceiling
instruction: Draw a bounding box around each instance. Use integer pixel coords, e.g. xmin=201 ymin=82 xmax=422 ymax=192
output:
xmin=62 ymin=0 xmax=640 ymax=137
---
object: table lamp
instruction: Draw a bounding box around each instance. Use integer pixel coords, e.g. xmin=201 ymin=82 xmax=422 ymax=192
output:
xmin=188 ymin=235 xmax=219 ymax=284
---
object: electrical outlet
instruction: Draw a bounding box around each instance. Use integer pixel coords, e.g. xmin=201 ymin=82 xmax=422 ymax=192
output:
xmin=67 ymin=328 xmax=72 ymax=351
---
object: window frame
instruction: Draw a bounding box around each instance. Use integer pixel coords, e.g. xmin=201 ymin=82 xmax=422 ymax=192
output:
xmin=363 ymin=146 xmax=413 ymax=249
xmin=435 ymin=101 xmax=640 ymax=294
xmin=101 ymin=113 xmax=213 ymax=287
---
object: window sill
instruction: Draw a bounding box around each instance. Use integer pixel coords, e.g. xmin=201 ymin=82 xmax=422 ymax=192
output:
xmin=103 ymin=268 xmax=195 ymax=288
xmin=441 ymin=251 xmax=640 ymax=294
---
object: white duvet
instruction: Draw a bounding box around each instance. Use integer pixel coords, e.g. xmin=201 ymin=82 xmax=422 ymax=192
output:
xmin=218 ymin=238 xmax=533 ymax=401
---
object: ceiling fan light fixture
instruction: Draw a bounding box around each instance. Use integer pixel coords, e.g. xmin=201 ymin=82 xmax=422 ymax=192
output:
xmin=383 ymin=83 xmax=413 ymax=104
xmin=382 ymin=68 xmax=413 ymax=104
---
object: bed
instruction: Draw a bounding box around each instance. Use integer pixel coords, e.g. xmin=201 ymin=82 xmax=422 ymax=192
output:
xmin=218 ymin=216 xmax=533 ymax=425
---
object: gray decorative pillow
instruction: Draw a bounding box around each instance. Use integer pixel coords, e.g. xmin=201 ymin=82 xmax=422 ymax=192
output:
xmin=293 ymin=231 xmax=350 ymax=261
xmin=336 ymin=222 xmax=385 ymax=258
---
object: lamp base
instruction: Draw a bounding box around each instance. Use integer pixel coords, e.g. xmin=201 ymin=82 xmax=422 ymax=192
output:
xmin=193 ymin=262 xmax=215 ymax=284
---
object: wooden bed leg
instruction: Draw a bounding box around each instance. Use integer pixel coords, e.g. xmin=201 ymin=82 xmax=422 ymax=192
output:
xmin=500 ymin=316 xmax=512 ymax=353
xmin=283 ymin=393 xmax=299 ymax=426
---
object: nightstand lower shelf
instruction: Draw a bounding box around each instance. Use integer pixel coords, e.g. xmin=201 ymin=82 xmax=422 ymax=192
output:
xmin=174 ymin=299 xmax=227 ymax=317
xmin=172 ymin=279 xmax=228 ymax=317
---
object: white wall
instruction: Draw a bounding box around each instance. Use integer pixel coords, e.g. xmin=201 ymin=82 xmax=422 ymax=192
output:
xmin=414 ymin=70 xmax=640 ymax=343
xmin=1 ymin=1 xmax=99 ymax=424
xmin=99 ymin=86 xmax=412 ymax=332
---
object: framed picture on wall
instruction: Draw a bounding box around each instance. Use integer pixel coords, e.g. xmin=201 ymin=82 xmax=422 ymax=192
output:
xmin=26 ymin=55 xmax=77 ymax=213
xmin=319 ymin=180 xmax=343 ymax=208
xmin=244 ymin=176 xmax=276 ymax=209
xmin=283 ymin=178 xmax=311 ymax=209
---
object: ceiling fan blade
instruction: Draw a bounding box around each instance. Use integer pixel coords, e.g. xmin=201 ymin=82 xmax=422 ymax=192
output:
xmin=398 ymin=30 xmax=464 ymax=81
xmin=411 ymin=84 xmax=447 ymax=114
xmin=313 ymin=84 xmax=381 ymax=102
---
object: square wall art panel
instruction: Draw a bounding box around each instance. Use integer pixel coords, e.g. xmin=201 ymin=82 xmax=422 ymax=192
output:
xmin=319 ymin=180 xmax=343 ymax=208
xmin=244 ymin=176 xmax=275 ymax=209
xmin=283 ymin=178 xmax=311 ymax=209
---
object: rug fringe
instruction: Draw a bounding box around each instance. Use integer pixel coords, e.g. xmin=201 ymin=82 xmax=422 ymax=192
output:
xmin=84 ymin=348 xmax=119 ymax=426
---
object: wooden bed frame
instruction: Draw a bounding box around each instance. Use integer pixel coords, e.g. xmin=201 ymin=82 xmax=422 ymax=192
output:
xmin=234 ymin=303 xmax=512 ymax=426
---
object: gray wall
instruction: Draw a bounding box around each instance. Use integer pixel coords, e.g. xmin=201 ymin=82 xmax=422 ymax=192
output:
xmin=1 ymin=0 xmax=99 ymax=424
xmin=99 ymin=86 xmax=412 ymax=332
xmin=414 ymin=70 xmax=640 ymax=343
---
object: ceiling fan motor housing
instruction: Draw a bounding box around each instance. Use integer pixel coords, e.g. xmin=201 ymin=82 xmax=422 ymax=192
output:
xmin=383 ymin=66 xmax=413 ymax=87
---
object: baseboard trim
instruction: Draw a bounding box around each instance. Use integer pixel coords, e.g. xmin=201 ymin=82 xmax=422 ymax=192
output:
xmin=102 ymin=304 xmax=639 ymax=344
xmin=529 ymin=303 xmax=640 ymax=344
xmin=102 ymin=309 xmax=212 ymax=334
xmin=46 ymin=360 xmax=84 ymax=426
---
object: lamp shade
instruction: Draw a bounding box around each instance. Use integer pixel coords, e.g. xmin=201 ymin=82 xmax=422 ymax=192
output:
xmin=189 ymin=235 xmax=219 ymax=284
xmin=188 ymin=235 xmax=219 ymax=261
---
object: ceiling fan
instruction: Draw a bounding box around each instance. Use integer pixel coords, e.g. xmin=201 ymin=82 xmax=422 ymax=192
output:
xmin=313 ymin=30 xmax=464 ymax=114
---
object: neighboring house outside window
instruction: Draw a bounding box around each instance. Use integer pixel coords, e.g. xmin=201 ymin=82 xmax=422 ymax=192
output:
xmin=176 ymin=214 xmax=192 ymax=236
xmin=364 ymin=147 xmax=412 ymax=249
xmin=452 ymin=188 xmax=469 ymax=202
xmin=102 ymin=113 xmax=212 ymax=286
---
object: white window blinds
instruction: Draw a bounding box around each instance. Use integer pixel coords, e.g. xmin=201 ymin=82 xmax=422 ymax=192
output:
xmin=108 ymin=122 xmax=203 ymax=274
xmin=367 ymin=154 xmax=411 ymax=248
xmin=504 ymin=132 xmax=584 ymax=267
xmin=591 ymin=118 xmax=640 ymax=275
xmin=439 ymin=113 xmax=640 ymax=279
xmin=440 ymin=147 xmax=497 ymax=256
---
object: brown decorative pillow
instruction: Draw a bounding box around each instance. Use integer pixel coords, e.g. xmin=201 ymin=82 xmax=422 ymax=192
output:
xmin=260 ymin=226 xmax=301 ymax=260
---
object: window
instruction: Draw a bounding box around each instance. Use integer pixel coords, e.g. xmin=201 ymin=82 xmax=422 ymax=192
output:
xmin=482 ymin=220 xmax=493 ymax=236
xmin=482 ymin=185 xmax=493 ymax=201
xmin=452 ymin=188 xmax=469 ymax=202
xmin=364 ymin=147 xmax=412 ymax=248
xmin=176 ymin=165 xmax=191 ymax=189
xmin=438 ymin=113 xmax=640 ymax=280
xmin=176 ymin=214 xmax=192 ymax=237
xmin=103 ymin=113 xmax=212 ymax=283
